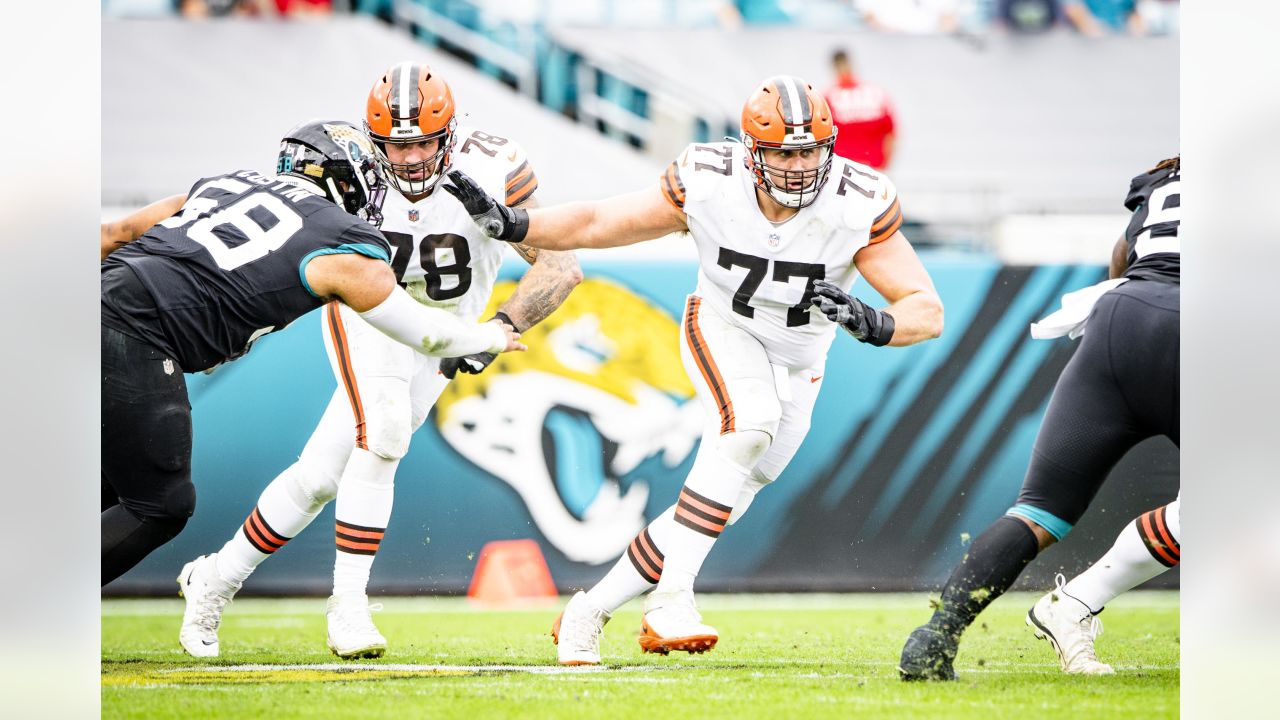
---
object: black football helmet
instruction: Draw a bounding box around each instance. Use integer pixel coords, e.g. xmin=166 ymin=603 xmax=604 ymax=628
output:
xmin=277 ymin=120 xmax=388 ymax=227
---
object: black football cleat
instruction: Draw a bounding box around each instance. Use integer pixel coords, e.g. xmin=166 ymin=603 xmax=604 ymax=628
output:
xmin=898 ymin=624 xmax=959 ymax=681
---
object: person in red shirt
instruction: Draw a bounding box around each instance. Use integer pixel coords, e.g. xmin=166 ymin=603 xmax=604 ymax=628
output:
xmin=822 ymin=49 xmax=896 ymax=171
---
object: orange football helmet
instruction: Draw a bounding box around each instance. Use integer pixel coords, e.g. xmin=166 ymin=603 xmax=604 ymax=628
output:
xmin=365 ymin=62 xmax=457 ymax=195
xmin=740 ymin=76 xmax=837 ymax=209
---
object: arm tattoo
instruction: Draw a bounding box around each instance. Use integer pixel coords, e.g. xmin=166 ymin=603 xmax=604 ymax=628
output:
xmin=499 ymin=250 xmax=581 ymax=330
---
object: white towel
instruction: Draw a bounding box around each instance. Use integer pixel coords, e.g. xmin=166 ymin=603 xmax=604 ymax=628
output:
xmin=1030 ymin=278 xmax=1129 ymax=340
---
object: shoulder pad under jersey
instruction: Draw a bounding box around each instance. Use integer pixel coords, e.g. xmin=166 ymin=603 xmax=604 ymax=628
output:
xmin=827 ymin=158 xmax=902 ymax=244
xmin=451 ymin=125 xmax=539 ymax=206
xmin=660 ymin=141 xmax=742 ymax=210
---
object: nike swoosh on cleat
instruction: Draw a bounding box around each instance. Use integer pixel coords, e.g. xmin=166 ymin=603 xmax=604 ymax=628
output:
xmin=810 ymin=375 xmax=822 ymax=383
xmin=201 ymin=640 xmax=216 ymax=646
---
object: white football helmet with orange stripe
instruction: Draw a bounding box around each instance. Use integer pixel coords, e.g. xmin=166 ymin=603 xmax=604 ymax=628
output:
xmin=365 ymin=61 xmax=457 ymax=196
xmin=740 ymin=76 xmax=837 ymax=209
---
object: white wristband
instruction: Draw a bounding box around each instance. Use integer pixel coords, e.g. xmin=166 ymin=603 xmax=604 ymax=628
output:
xmin=357 ymin=287 xmax=507 ymax=357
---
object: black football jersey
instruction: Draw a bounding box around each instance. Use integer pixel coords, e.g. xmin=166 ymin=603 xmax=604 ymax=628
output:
xmin=102 ymin=170 xmax=391 ymax=373
xmin=1121 ymin=162 xmax=1180 ymax=284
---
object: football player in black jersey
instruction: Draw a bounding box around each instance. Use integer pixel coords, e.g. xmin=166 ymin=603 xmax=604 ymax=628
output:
xmin=101 ymin=120 xmax=524 ymax=586
xmin=899 ymin=156 xmax=1180 ymax=680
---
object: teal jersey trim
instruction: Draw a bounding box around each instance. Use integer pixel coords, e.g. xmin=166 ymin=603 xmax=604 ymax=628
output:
xmin=298 ymin=243 xmax=391 ymax=298
xmin=1006 ymin=503 xmax=1072 ymax=541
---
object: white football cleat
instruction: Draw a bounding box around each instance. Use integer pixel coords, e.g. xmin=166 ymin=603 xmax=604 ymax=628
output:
xmin=326 ymin=594 xmax=387 ymax=659
xmin=177 ymin=554 xmax=240 ymax=658
xmin=551 ymin=591 xmax=612 ymax=666
xmin=638 ymin=589 xmax=718 ymax=655
xmin=1026 ymin=574 xmax=1115 ymax=675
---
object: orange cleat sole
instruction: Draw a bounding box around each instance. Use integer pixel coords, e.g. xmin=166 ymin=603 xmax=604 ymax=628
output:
xmin=551 ymin=611 xmax=563 ymax=644
xmin=637 ymin=619 xmax=718 ymax=655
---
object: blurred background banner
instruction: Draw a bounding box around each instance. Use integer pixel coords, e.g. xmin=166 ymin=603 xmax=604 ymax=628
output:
xmin=101 ymin=2 xmax=1178 ymax=595
xmin=103 ymin=256 xmax=1177 ymax=595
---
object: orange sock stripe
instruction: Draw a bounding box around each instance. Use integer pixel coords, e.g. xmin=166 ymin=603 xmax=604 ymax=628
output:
xmin=326 ymin=302 xmax=368 ymax=451
xmin=674 ymin=504 xmax=726 ymax=538
xmin=249 ymin=508 xmax=289 ymax=546
xmin=1152 ymin=506 xmax=1180 ymax=559
xmin=241 ymin=515 xmax=281 ymax=555
xmin=626 ymin=536 xmax=662 ymax=584
xmin=637 ymin=528 xmax=665 ymax=566
xmin=334 ymin=525 xmax=385 ymax=541
xmin=335 ymin=537 xmax=380 ymax=555
xmin=684 ymin=297 xmax=735 ymax=434
xmin=1137 ymin=512 xmax=1178 ymax=567
xmin=679 ymin=488 xmax=732 ymax=520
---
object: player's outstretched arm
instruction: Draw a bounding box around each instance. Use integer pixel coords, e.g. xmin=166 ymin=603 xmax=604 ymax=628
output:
xmin=305 ymin=253 xmax=525 ymax=357
xmin=828 ymin=231 xmax=944 ymax=347
xmin=100 ymin=194 xmax=187 ymax=260
xmin=444 ymin=170 xmax=687 ymax=250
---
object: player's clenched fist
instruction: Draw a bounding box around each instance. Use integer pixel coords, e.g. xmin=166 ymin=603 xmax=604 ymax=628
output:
xmin=810 ymin=279 xmax=896 ymax=347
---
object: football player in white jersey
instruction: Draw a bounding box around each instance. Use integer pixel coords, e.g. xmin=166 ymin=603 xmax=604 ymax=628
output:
xmin=176 ymin=62 xmax=582 ymax=659
xmin=446 ymin=76 xmax=944 ymax=664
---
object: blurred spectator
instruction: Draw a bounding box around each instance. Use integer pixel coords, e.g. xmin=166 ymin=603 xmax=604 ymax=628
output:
xmin=1061 ymin=0 xmax=1142 ymax=36
xmin=856 ymin=0 xmax=960 ymax=34
xmin=822 ymin=49 xmax=896 ymax=171
xmin=179 ymin=0 xmax=270 ymax=17
xmin=274 ymin=0 xmax=332 ymax=17
xmin=998 ymin=0 xmax=1061 ymax=33
xmin=103 ymin=0 xmax=178 ymax=17
xmin=179 ymin=0 xmax=331 ymax=18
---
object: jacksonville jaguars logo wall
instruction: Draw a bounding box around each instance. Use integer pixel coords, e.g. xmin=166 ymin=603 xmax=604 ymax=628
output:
xmin=434 ymin=278 xmax=702 ymax=564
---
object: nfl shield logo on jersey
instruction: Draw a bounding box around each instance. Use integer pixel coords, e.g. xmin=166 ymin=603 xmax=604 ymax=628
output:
xmin=768 ymin=233 xmax=781 ymax=248
xmin=407 ymin=208 xmax=420 ymax=223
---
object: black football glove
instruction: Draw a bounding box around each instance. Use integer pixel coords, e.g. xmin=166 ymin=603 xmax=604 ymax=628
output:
xmin=440 ymin=351 xmax=497 ymax=379
xmin=440 ymin=312 xmax=517 ymax=379
xmin=810 ymin=279 xmax=896 ymax=347
xmin=442 ymin=170 xmax=529 ymax=242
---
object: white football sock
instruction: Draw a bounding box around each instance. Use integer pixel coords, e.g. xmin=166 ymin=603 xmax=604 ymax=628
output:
xmin=653 ymin=432 xmax=766 ymax=595
xmin=215 ymin=462 xmax=326 ymax=586
xmin=332 ymin=449 xmax=398 ymax=597
xmin=585 ymin=508 xmax=676 ymax=613
xmin=1063 ymin=499 xmax=1181 ymax=613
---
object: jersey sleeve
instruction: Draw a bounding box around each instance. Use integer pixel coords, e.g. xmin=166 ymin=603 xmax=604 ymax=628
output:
xmin=501 ymin=142 xmax=538 ymax=206
xmin=661 ymin=142 xmax=736 ymax=212
xmin=867 ymin=174 xmax=902 ymax=244
xmin=659 ymin=151 xmax=688 ymax=211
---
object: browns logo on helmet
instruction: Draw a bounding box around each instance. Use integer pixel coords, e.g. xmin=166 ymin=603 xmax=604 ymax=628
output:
xmin=365 ymin=62 xmax=457 ymax=196
xmin=740 ymin=76 xmax=837 ymax=209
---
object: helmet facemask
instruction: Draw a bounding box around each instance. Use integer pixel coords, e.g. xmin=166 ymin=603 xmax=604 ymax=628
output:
xmin=744 ymin=134 xmax=836 ymax=209
xmin=367 ymin=117 xmax=456 ymax=197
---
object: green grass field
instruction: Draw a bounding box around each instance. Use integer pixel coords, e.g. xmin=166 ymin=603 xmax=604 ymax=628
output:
xmin=102 ymin=592 xmax=1178 ymax=719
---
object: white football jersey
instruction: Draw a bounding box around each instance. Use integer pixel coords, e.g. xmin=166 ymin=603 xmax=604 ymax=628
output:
xmin=379 ymin=125 xmax=538 ymax=322
xmin=661 ymin=141 xmax=902 ymax=369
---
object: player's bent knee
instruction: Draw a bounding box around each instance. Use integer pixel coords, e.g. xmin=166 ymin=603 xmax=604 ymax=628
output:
xmin=716 ymin=428 xmax=773 ymax=471
xmin=156 ymin=478 xmax=196 ymax=525
xmin=364 ymin=407 xmax=413 ymax=460
xmin=286 ymin=461 xmax=339 ymax=509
